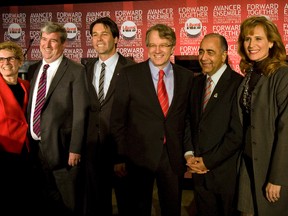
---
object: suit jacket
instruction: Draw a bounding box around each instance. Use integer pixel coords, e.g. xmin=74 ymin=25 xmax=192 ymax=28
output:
xmin=188 ymin=65 xmax=243 ymax=192
xmin=27 ymin=56 xmax=90 ymax=170
xmin=110 ymin=60 xmax=193 ymax=175
xmin=84 ymin=53 xmax=135 ymax=163
xmin=0 ymin=75 xmax=30 ymax=154
xmin=237 ymin=66 xmax=288 ymax=215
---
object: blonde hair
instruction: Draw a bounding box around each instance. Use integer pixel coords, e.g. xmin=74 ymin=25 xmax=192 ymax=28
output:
xmin=0 ymin=41 xmax=24 ymax=63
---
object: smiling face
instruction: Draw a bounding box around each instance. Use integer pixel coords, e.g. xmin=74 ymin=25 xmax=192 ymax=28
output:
xmin=243 ymin=25 xmax=273 ymax=62
xmin=40 ymin=31 xmax=65 ymax=63
xmin=0 ymin=49 xmax=22 ymax=83
xmin=147 ymin=30 xmax=175 ymax=70
xmin=91 ymin=23 xmax=118 ymax=61
xmin=198 ymin=36 xmax=227 ymax=76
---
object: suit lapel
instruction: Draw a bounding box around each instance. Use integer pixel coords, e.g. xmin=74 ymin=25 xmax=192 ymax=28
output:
xmin=141 ymin=60 xmax=165 ymax=118
xmin=168 ymin=64 xmax=179 ymax=115
xmin=195 ymin=74 xmax=206 ymax=118
xmin=104 ymin=55 xmax=126 ymax=104
xmin=168 ymin=64 xmax=185 ymax=117
xmin=29 ymin=62 xmax=42 ymax=95
xmin=86 ymin=58 xmax=97 ymax=83
xmin=85 ymin=58 xmax=98 ymax=101
xmin=202 ymin=67 xmax=232 ymax=114
xmin=27 ymin=62 xmax=42 ymax=115
xmin=46 ymin=57 xmax=68 ymax=99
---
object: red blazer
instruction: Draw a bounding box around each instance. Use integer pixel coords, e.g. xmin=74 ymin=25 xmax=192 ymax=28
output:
xmin=0 ymin=74 xmax=30 ymax=154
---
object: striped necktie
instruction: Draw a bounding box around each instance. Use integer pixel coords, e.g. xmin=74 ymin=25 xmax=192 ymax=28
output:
xmin=202 ymin=76 xmax=212 ymax=111
xmin=33 ymin=64 xmax=49 ymax=137
xmin=98 ymin=62 xmax=106 ymax=106
xmin=157 ymin=69 xmax=169 ymax=116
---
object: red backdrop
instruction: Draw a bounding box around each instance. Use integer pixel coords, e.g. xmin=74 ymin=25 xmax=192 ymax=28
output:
xmin=1 ymin=0 xmax=287 ymax=73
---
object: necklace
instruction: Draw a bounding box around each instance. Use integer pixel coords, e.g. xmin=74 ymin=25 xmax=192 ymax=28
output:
xmin=242 ymin=69 xmax=252 ymax=113
xmin=242 ymin=66 xmax=263 ymax=113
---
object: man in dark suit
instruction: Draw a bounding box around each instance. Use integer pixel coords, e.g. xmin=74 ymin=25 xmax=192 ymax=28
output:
xmin=27 ymin=21 xmax=89 ymax=216
xmin=185 ymin=33 xmax=243 ymax=216
xmin=110 ymin=24 xmax=193 ymax=216
xmin=83 ymin=17 xmax=135 ymax=216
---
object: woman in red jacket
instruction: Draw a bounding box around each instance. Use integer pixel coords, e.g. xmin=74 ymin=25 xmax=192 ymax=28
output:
xmin=0 ymin=41 xmax=31 ymax=213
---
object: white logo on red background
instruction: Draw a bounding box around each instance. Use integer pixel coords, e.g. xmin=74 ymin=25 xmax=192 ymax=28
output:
xmin=121 ymin=21 xmax=137 ymax=38
xmin=64 ymin=23 xmax=78 ymax=39
xmin=8 ymin=23 xmax=22 ymax=39
xmin=185 ymin=18 xmax=202 ymax=36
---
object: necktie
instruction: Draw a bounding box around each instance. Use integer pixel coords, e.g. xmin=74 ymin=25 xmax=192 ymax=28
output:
xmin=202 ymin=76 xmax=212 ymax=111
xmin=33 ymin=64 xmax=49 ymax=137
xmin=98 ymin=62 xmax=106 ymax=106
xmin=157 ymin=70 xmax=169 ymax=116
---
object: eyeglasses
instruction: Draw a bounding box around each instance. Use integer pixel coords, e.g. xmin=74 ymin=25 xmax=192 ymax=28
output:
xmin=147 ymin=43 xmax=173 ymax=49
xmin=0 ymin=56 xmax=19 ymax=63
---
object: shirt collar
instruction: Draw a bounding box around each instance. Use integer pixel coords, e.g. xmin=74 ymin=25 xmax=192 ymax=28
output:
xmin=208 ymin=63 xmax=227 ymax=84
xmin=149 ymin=60 xmax=172 ymax=79
xmin=98 ymin=52 xmax=119 ymax=68
xmin=42 ymin=54 xmax=63 ymax=68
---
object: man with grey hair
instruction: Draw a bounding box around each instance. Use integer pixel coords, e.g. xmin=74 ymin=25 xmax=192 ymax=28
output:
xmin=110 ymin=24 xmax=193 ymax=216
xmin=186 ymin=33 xmax=243 ymax=216
xmin=27 ymin=21 xmax=89 ymax=216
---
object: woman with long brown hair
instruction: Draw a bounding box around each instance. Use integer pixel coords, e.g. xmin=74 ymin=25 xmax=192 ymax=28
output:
xmin=237 ymin=16 xmax=288 ymax=216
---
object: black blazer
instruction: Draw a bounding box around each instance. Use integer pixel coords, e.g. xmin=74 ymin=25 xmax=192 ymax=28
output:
xmin=84 ymin=53 xmax=135 ymax=163
xmin=188 ymin=65 xmax=243 ymax=192
xmin=27 ymin=56 xmax=90 ymax=170
xmin=110 ymin=60 xmax=194 ymax=175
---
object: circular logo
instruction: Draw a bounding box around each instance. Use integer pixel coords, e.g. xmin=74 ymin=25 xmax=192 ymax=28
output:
xmin=8 ymin=23 xmax=22 ymax=40
xmin=64 ymin=23 xmax=78 ymax=39
xmin=185 ymin=18 xmax=202 ymax=36
xmin=121 ymin=21 xmax=137 ymax=38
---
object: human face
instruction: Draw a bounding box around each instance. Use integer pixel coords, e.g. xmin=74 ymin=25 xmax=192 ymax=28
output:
xmin=91 ymin=23 xmax=118 ymax=61
xmin=40 ymin=32 xmax=65 ymax=63
xmin=198 ymin=37 xmax=227 ymax=76
xmin=0 ymin=49 xmax=22 ymax=83
xmin=243 ymin=25 xmax=273 ymax=62
xmin=147 ymin=30 xmax=175 ymax=70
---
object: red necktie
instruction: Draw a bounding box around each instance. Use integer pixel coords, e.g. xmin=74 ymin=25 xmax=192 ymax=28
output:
xmin=33 ymin=64 xmax=49 ymax=137
xmin=202 ymin=76 xmax=212 ymax=111
xmin=157 ymin=70 xmax=169 ymax=116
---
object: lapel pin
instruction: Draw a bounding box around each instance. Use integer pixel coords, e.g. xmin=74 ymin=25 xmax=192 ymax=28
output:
xmin=213 ymin=93 xmax=218 ymax=98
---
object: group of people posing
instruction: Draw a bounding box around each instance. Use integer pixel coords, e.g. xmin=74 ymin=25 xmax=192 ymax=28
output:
xmin=0 ymin=14 xmax=288 ymax=216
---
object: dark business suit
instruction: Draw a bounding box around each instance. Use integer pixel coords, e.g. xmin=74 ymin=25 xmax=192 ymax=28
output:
xmin=27 ymin=56 xmax=89 ymax=216
xmin=110 ymin=60 xmax=193 ymax=216
xmin=83 ymin=53 xmax=135 ymax=216
xmin=188 ymin=65 xmax=243 ymax=216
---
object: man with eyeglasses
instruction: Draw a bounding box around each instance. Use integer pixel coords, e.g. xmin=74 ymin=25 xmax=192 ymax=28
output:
xmin=110 ymin=23 xmax=194 ymax=216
